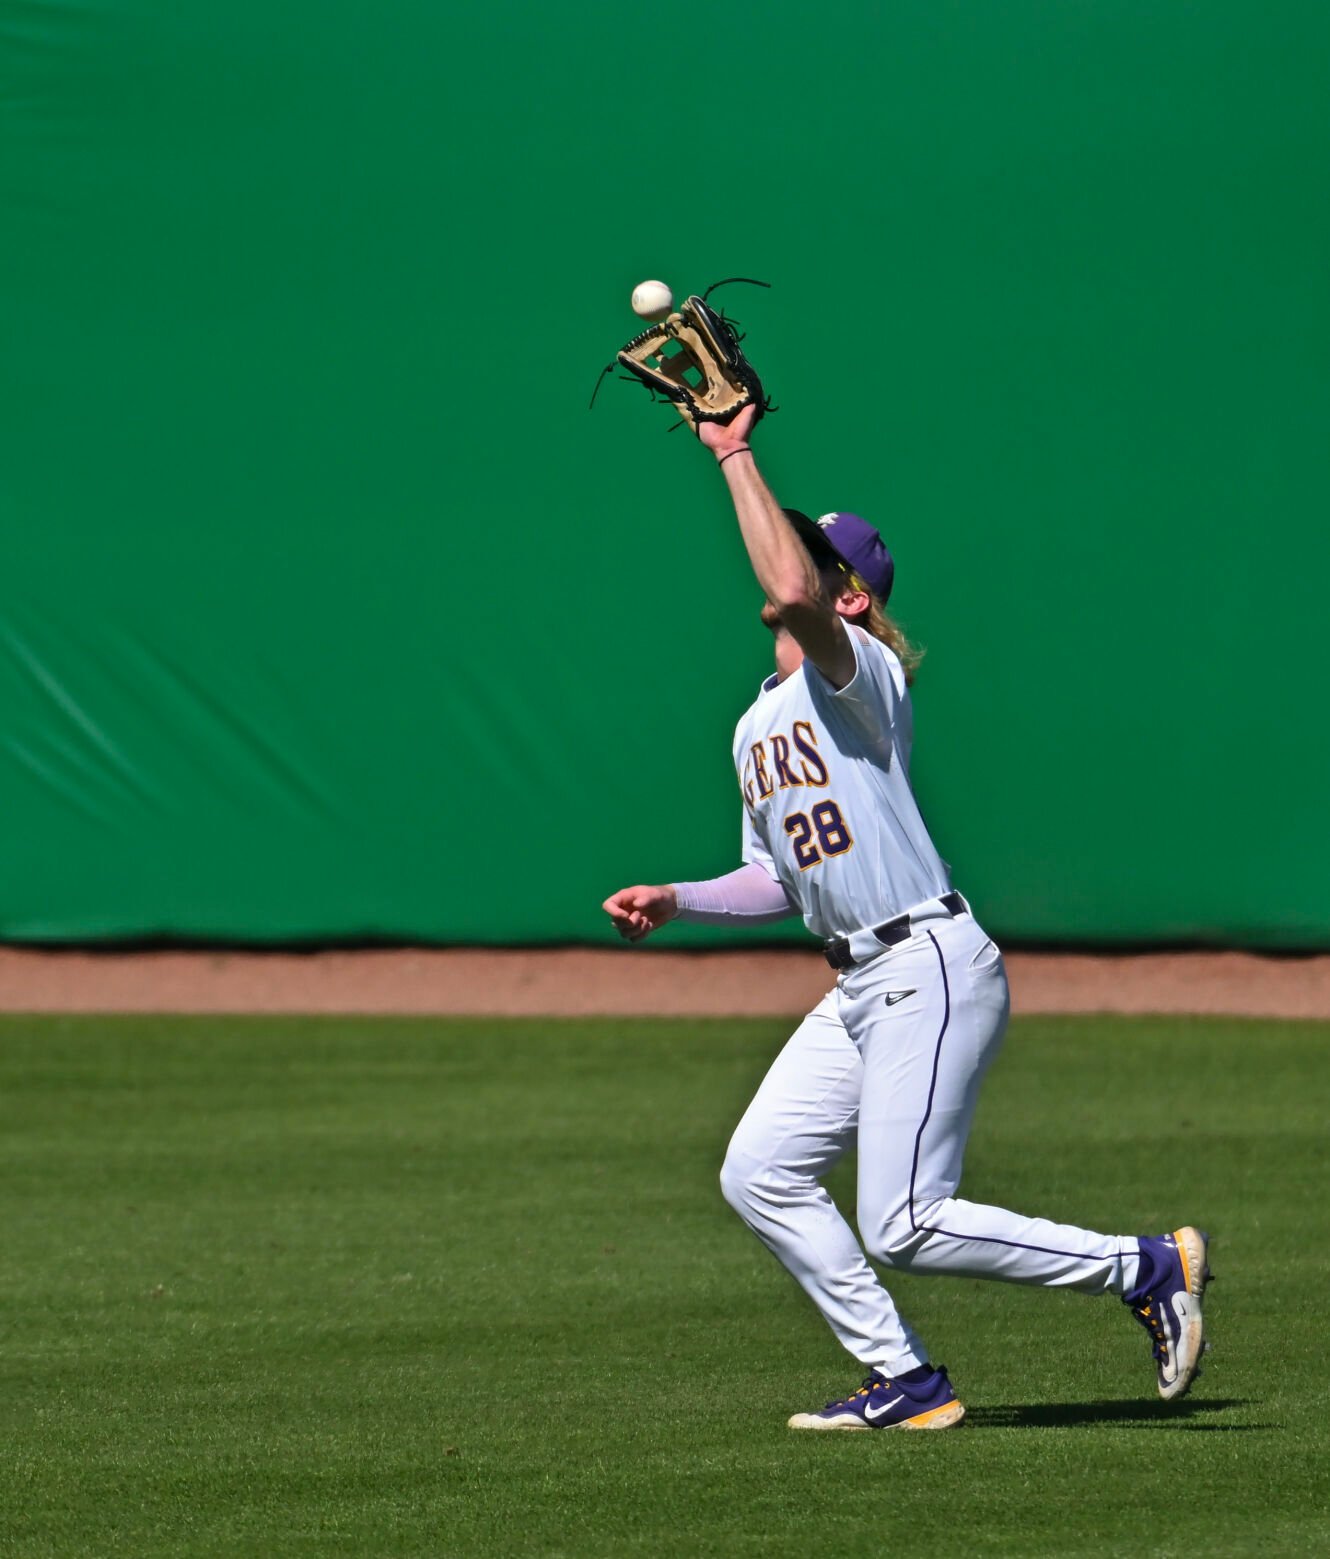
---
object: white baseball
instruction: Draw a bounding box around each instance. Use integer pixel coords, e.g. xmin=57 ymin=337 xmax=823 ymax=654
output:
xmin=631 ymin=279 xmax=673 ymax=321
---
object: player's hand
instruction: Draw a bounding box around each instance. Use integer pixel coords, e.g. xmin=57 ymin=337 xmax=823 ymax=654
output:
xmin=700 ymin=404 xmax=759 ymax=460
xmin=601 ymin=884 xmax=678 ymax=943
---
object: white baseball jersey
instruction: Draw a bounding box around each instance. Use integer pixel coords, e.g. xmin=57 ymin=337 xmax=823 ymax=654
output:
xmin=733 ymin=624 xmax=951 ymax=940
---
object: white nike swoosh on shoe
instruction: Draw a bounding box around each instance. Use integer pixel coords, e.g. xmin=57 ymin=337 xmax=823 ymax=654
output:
xmin=884 ymin=989 xmax=917 ymax=1006
xmin=1166 ymin=1290 xmax=1196 ymax=1376
xmin=863 ymin=1393 xmax=907 ymax=1422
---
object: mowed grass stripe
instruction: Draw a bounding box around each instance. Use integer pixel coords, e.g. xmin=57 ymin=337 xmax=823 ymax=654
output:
xmin=0 ymin=1014 xmax=1325 ymax=1557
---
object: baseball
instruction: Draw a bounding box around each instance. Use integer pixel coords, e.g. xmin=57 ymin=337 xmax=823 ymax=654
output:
xmin=631 ymin=279 xmax=673 ymax=321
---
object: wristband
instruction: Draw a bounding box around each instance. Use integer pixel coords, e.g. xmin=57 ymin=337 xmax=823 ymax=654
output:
xmin=718 ymin=446 xmax=753 ymax=468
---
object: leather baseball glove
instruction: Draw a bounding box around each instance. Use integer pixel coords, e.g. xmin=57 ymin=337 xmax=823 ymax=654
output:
xmin=593 ymin=280 xmax=772 ymax=433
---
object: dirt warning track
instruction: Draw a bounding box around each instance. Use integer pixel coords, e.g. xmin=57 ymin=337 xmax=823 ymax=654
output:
xmin=0 ymin=946 xmax=1327 ymax=1019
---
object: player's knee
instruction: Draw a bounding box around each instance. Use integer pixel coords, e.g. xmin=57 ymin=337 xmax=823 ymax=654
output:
xmin=719 ymin=1145 xmax=761 ymax=1217
xmin=719 ymin=1143 xmax=801 ymax=1223
xmin=861 ymin=1199 xmax=927 ymax=1269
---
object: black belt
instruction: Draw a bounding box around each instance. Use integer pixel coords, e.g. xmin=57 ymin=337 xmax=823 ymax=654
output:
xmin=823 ymin=891 xmax=969 ymax=971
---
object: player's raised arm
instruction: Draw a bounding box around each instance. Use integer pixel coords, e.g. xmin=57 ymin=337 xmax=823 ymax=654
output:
xmin=699 ymin=407 xmax=861 ymax=691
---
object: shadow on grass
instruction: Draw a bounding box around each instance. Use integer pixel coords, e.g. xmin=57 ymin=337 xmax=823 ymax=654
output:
xmin=966 ymin=1397 xmax=1270 ymax=1431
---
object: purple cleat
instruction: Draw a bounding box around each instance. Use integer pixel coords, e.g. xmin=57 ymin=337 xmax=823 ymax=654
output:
xmin=788 ymin=1366 xmax=965 ymax=1431
xmin=1125 ymin=1226 xmax=1212 ymax=1401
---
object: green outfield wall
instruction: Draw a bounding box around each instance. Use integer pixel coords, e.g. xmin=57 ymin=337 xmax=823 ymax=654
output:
xmin=2 ymin=1 xmax=1326 ymax=948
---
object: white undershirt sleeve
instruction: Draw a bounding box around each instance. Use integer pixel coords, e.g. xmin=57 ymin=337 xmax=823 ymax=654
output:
xmin=672 ymin=863 xmax=798 ymax=926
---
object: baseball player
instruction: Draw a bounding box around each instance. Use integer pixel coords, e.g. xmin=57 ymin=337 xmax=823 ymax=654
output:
xmin=603 ymin=404 xmax=1210 ymax=1430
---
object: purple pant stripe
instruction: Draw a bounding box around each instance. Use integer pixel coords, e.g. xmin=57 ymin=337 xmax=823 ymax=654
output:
xmin=904 ymin=930 xmax=1100 ymax=1264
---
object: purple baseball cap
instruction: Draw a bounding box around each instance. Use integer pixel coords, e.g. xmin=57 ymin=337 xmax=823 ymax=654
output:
xmin=784 ymin=509 xmax=895 ymax=604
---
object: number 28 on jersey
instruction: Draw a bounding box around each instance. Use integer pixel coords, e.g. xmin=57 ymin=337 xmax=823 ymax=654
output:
xmin=742 ymin=719 xmax=855 ymax=872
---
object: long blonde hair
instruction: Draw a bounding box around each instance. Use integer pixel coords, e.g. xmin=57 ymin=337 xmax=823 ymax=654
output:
xmin=821 ymin=566 xmax=925 ymax=686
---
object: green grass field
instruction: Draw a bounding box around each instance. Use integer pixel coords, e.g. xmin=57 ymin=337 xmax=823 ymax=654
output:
xmin=1 ymin=1012 xmax=1326 ymax=1557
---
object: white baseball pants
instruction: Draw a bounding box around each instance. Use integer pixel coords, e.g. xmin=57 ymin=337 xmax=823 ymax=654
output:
xmin=720 ymin=911 xmax=1139 ymax=1374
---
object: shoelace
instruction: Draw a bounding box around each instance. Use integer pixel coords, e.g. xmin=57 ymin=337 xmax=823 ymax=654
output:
xmin=825 ymin=1374 xmax=889 ymax=1412
xmin=1131 ymin=1297 xmax=1170 ymax=1364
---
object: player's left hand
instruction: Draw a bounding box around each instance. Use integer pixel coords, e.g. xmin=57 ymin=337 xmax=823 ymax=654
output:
xmin=601 ymin=884 xmax=678 ymax=943
xmin=700 ymin=403 xmax=759 ymax=460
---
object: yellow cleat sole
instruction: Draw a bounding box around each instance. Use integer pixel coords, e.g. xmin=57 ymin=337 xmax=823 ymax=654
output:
xmin=1159 ymin=1225 xmax=1211 ymax=1403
